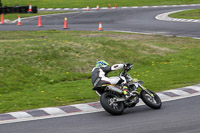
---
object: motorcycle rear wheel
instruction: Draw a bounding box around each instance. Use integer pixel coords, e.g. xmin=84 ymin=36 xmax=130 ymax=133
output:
xmin=100 ymin=92 xmax=124 ymax=115
xmin=140 ymin=90 xmax=162 ymax=109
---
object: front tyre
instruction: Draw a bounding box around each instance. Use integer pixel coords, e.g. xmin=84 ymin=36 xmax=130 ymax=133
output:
xmin=140 ymin=90 xmax=162 ymax=109
xmin=100 ymin=92 xmax=124 ymax=115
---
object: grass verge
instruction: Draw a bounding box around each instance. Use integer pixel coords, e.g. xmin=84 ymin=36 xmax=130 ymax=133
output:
xmin=2 ymin=0 xmax=200 ymax=8
xmin=169 ymin=9 xmax=200 ymax=19
xmin=3 ymin=11 xmax=74 ymax=21
xmin=0 ymin=30 xmax=200 ymax=113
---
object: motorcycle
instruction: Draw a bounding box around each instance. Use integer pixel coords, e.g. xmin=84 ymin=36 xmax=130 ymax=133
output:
xmin=98 ymin=63 xmax=162 ymax=115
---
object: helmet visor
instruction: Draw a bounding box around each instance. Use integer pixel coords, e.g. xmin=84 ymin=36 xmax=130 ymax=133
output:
xmin=96 ymin=60 xmax=109 ymax=68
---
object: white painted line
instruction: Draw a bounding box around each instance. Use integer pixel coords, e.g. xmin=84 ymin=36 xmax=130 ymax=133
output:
xmin=37 ymin=4 xmax=200 ymax=12
xmin=113 ymin=30 xmax=200 ymax=40
xmin=175 ymin=19 xmax=180 ymax=21
xmin=192 ymin=37 xmax=200 ymax=40
xmin=8 ymin=112 xmax=32 ymax=119
xmin=190 ymin=4 xmax=200 ymax=6
xmin=187 ymin=19 xmax=193 ymax=22
xmin=72 ymin=104 xmax=97 ymax=111
xmin=55 ymin=8 xmax=61 ymax=10
xmin=179 ymin=19 xmax=185 ymax=21
xmin=40 ymin=107 xmax=66 ymax=115
xmin=155 ymin=10 xmax=185 ymax=21
xmin=112 ymin=30 xmax=154 ymax=35
xmin=171 ymin=5 xmax=178 ymax=7
xmin=176 ymin=35 xmax=186 ymax=38
xmin=141 ymin=6 xmax=149 ymax=8
xmin=185 ymin=86 xmax=200 ymax=91
xmin=157 ymin=93 xmax=171 ymax=100
xmin=161 ymin=92 xmax=200 ymax=102
xmin=112 ymin=30 xmax=170 ymax=36
xmin=0 ymin=109 xmax=105 ymax=125
xmin=165 ymin=90 xmax=190 ymax=96
xmin=193 ymin=20 xmax=199 ymax=22
xmin=161 ymin=5 xmax=169 ymax=7
xmin=180 ymin=5 xmax=188 ymax=6
xmin=137 ymin=99 xmax=145 ymax=106
xmin=155 ymin=9 xmax=200 ymax=23
xmin=47 ymin=8 xmax=53 ymax=10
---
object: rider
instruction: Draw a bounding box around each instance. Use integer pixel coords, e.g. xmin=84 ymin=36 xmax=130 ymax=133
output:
xmin=92 ymin=60 xmax=131 ymax=96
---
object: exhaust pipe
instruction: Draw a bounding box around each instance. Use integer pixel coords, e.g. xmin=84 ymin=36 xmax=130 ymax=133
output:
xmin=107 ymin=85 xmax=123 ymax=94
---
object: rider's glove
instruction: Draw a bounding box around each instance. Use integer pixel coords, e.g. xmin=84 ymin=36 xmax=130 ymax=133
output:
xmin=124 ymin=63 xmax=132 ymax=70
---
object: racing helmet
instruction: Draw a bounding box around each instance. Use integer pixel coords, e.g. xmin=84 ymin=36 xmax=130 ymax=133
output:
xmin=96 ymin=60 xmax=110 ymax=68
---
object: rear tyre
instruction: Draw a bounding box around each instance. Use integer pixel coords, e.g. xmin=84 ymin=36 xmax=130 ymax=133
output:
xmin=140 ymin=90 xmax=162 ymax=109
xmin=100 ymin=92 xmax=124 ymax=115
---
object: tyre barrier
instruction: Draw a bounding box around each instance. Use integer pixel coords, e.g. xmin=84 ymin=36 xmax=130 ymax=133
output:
xmin=0 ymin=6 xmax=37 ymax=14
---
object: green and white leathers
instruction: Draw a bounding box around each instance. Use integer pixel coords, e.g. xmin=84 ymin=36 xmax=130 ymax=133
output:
xmin=92 ymin=60 xmax=125 ymax=90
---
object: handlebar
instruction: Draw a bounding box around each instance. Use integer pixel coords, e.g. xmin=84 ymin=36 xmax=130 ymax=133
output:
xmin=120 ymin=63 xmax=134 ymax=76
xmin=124 ymin=63 xmax=133 ymax=72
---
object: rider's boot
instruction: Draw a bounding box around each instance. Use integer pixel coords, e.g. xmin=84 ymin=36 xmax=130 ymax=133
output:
xmin=123 ymin=86 xmax=131 ymax=99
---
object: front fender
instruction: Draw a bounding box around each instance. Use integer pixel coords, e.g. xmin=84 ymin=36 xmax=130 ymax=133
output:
xmin=133 ymin=82 xmax=139 ymax=88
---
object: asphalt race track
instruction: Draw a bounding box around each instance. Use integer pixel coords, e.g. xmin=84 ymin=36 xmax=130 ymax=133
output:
xmin=0 ymin=95 xmax=200 ymax=133
xmin=0 ymin=5 xmax=200 ymax=38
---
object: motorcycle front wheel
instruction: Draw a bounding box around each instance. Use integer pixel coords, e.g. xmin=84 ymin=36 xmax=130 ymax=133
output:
xmin=100 ymin=92 xmax=124 ymax=115
xmin=140 ymin=90 xmax=162 ymax=109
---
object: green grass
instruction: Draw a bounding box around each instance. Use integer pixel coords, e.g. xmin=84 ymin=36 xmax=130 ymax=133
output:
xmin=2 ymin=0 xmax=200 ymax=8
xmin=0 ymin=30 xmax=200 ymax=113
xmin=169 ymin=9 xmax=200 ymax=19
xmin=3 ymin=11 xmax=74 ymax=21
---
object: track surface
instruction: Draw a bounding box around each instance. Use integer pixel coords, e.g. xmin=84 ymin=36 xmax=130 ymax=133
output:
xmin=1 ymin=5 xmax=200 ymax=38
xmin=1 ymin=95 xmax=200 ymax=133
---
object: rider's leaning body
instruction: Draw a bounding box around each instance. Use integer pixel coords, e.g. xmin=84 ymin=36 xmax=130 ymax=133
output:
xmin=92 ymin=60 xmax=129 ymax=95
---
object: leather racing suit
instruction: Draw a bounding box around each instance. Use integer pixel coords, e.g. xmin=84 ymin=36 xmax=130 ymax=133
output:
xmin=92 ymin=64 xmax=124 ymax=93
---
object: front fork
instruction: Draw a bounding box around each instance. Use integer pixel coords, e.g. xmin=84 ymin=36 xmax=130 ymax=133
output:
xmin=138 ymin=84 xmax=154 ymax=98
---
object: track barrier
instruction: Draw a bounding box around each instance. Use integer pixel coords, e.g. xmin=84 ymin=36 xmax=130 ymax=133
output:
xmin=0 ymin=6 xmax=37 ymax=14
